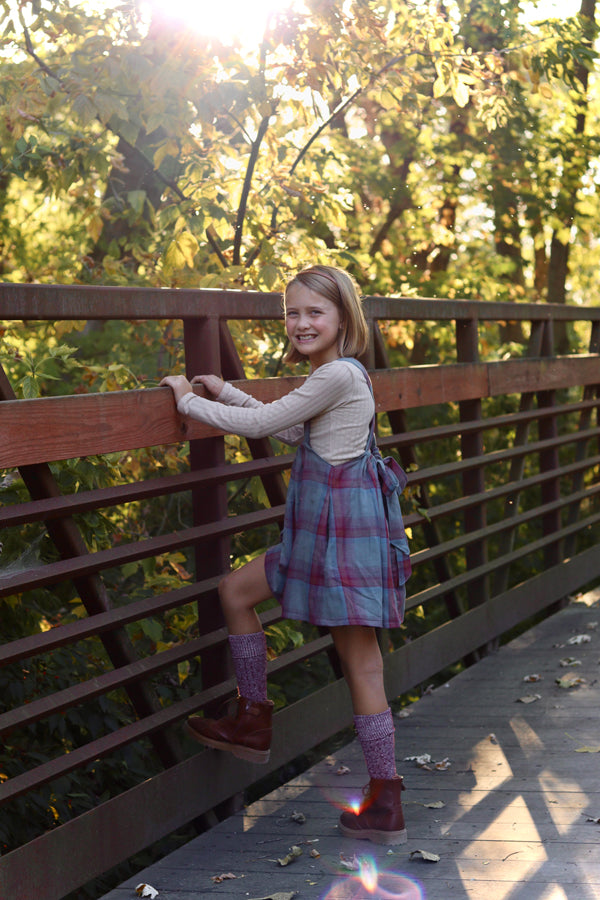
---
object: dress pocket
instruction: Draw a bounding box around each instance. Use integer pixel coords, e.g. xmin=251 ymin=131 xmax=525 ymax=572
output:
xmin=391 ymin=537 xmax=412 ymax=587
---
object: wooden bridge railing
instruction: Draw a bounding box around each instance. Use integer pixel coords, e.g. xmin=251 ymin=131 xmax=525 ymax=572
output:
xmin=0 ymin=284 xmax=599 ymax=900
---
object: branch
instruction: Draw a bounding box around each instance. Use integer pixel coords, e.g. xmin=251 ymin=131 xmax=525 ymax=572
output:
xmin=206 ymin=224 xmax=229 ymax=267
xmin=269 ymin=51 xmax=406 ymax=233
xmin=19 ymin=14 xmax=187 ymax=203
xmin=232 ymin=103 xmax=277 ymax=266
xmin=268 ymin=30 xmax=567 ymax=234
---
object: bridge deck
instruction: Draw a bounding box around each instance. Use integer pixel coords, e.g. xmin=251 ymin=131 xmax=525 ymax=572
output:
xmin=101 ymin=590 xmax=600 ymax=900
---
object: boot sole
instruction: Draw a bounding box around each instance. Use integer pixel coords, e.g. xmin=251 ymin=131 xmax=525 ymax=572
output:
xmin=185 ymin=722 xmax=271 ymax=764
xmin=338 ymin=822 xmax=408 ymax=845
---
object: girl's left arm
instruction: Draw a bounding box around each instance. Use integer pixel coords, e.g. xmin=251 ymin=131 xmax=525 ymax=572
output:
xmin=160 ymin=374 xmax=303 ymax=444
xmin=211 ymin=382 xmax=303 ymax=445
xmin=166 ymin=362 xmax=354 ymax=440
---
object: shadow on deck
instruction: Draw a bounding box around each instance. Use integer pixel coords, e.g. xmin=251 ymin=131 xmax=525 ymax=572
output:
xmin=100 ymin=589 xmax=600 ymax=900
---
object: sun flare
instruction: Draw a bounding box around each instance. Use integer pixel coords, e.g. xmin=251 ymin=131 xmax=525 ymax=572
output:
xmin=146 ymin=0 xmax=299 ymax=45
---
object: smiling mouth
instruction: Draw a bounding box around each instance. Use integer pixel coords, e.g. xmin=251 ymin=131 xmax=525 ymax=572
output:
xmin=296 ymin=334 xmax=317 ymax=342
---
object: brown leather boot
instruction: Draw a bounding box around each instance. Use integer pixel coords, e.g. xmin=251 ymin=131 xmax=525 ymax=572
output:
xmin=339 ymin=776 xmax=407 ymax=845
xmin=186 ymin=696 xmax=273 ymax=764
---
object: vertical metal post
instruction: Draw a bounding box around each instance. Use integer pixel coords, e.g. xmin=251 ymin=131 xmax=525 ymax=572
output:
xmin=537 ymin=320 xmax=562 ymax=568
xmin=563 ymin=319 xmax=600 ymax=556
xmin=493 ymin=319 xmax=545 ymax=595
xmin=183 ymin=317 xmax=231 ymax=693
xmin=456 ymin=318 xmax=489 ymax=612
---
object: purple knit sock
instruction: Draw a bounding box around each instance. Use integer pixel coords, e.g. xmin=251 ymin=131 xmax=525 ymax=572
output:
xmin=228 ymin=632 xmax=268 ymax=702
xmin=354 ymin=708 xmax=397 ymax=779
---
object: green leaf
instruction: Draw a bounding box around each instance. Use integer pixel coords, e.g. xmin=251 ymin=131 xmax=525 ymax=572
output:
xmin=140 ymin=619 xmax=164 ymax=644
xmin=72 ymin=93 xmax=97 ymax=125
xmin=21 ymin=375 xmax=39 ymax=399
xmin=258 ymin=264 xmax=279 ymax=290
xmin=127 ymin=190 xmax=146 ymax=216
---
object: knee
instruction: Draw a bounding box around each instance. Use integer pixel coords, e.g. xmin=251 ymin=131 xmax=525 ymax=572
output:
xmin=218 ymin=572 xmax=235 ymax=605
xmin=338 ymin=649 xmax=383 ymax=684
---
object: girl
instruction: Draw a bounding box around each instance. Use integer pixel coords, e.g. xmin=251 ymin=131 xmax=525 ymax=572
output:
xmin=160 ymin=265 xmax=411 ymax=845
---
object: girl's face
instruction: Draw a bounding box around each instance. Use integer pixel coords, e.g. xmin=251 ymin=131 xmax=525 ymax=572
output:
xmin=284 ymin=283 xmax=343 ymax=368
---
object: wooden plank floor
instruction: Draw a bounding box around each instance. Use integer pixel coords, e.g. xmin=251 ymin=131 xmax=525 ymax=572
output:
xmin=101 ymin=591 xmax=600 ymax=900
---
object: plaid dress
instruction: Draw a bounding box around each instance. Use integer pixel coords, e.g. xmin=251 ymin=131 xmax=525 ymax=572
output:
xmin=265 ymin=360 xmax=411 ymax=628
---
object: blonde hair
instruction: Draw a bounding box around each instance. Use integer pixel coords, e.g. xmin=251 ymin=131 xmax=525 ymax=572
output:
xmin=283 ymin=265 xmax=369 ymax=365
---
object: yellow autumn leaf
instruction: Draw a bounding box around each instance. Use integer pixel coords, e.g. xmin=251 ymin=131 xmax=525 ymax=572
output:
xmin=433 ymin=76 xmax=447 ymax=99
xmin=452 ymin=78 xmax=470 ymax=108
xmin=575 ymin=746 xmax=600 ymax=753
xmin=164 ymin=231 xmax=199 ymax=271
xmin=87 ymin=215 xmax=104 ymax=243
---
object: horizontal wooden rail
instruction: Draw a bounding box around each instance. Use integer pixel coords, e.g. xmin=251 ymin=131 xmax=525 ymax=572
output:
xmin=1 ymin=396 xmax=597 ymax=531
xmin=1 ymin=356 xmax=598 ymax=468
xmin=3 ymin=281 xmax=600 ymax=321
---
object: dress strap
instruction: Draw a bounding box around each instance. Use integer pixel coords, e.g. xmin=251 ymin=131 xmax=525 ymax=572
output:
xmin=338 ymin=359 xmax=407 ymax=495
xmin=337 ymin=357 xmax=376 ymax=445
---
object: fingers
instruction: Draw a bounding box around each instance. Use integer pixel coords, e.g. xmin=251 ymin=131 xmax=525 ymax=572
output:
xmin=191 ymin=374 xmax=224 ymax=397
xmin=160 ymin=373 xmax=223 ymax=399
xmin=159 ymin=374 xmax=193 ymax=402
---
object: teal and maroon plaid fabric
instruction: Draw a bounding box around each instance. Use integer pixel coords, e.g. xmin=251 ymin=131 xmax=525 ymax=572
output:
xmin=265 ymin=360 xmax=411 ymax=628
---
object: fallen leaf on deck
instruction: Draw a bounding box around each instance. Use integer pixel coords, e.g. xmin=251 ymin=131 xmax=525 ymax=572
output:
xmin=587 ymin=621 xmax=598 ymax=630
xmin=395 ymin=709 xmax=411 ymax=719
xmin=211 ymin=873 xmax=237 ymax=883
xmin=567 ymin=634 xmax=591 ymax=645
xmin=336 ymin=765 xmax=351 ymax=775
xmin=488 ymin=733 xmax=498 ymax=744
xmin=135 ymin=886 xmax=159 ymax=899
xmin=404 ymin=753 xmax=451 ymax=771
xmin=278 ymin=845 xmax=302 ymax=866
xmin=404 ymin=753 xmax=432 ymax=768
xmin=423 ymin=800 xmax=445 ymax=809
xmin=584 ymin=814 xmax=600 ymax=823
xmin=575 ymin=746 xmax=600 ymax=753
xmin=290 ymin=810 xmax=306 ymax=824
xmin=559 ymin=657 xmax=582 ymax=667
xmin=409 ymin=849 xmax=440 ymax=863
xmin=339 ymin=852 xmax=361 ymax=871
xmin=309 ymin=848 xmax=321 ymax=858
xmin=556 ymin=673 xmax=586 ymax=689
xmin=523 ymin=674 xmax=541 ymax=682
xmin=517 ymin=693 xmax=542 ymax=703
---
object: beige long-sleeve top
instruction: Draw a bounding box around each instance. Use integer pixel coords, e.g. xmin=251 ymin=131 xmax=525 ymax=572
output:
xmin=177 ymin=359 xmax=374 ymax=466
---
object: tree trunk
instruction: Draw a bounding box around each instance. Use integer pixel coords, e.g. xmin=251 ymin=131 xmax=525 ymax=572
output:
xmin=546 ymin=0 xmax=596 ymax=352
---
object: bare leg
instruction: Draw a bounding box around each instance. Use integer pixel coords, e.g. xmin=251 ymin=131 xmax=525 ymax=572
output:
xmin=331 ymin=624 xmax=398 ymax=782
xmin=330 ymin=625 xmax=388 ymax=714
xmin=186 ymin=553 xmax=274 ymax=762
xmin=218 ymin=552 xmax=272 ymax=634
